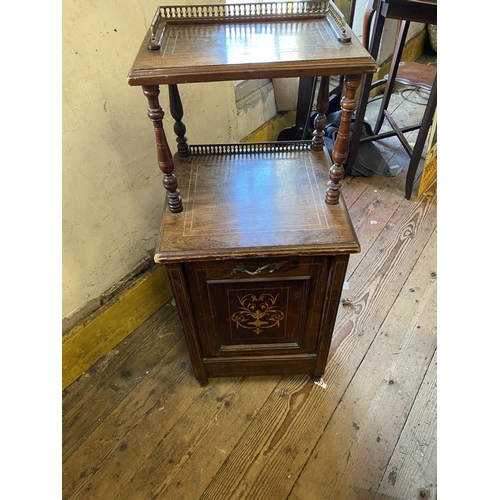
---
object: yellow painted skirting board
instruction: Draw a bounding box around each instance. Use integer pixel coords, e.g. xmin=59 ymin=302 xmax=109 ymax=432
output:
xmin=62 ymin=264 xmax=172 ymax=390
xmin=242 ymin=111 xmax=297 ymax=142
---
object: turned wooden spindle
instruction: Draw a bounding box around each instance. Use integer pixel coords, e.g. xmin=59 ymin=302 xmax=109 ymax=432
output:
xmin=142 ymin=85 xmax=183 ymax=213
xmin=312 ymin=75 xmax=330 ymax=152
xmin=325 ymin=74 xmax=361 ymax=205
xmin=168 ymin=84 xmax=189 ymax=158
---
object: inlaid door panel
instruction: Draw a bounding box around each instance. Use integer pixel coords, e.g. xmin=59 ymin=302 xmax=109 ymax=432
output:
xmin=186 ymin=257 xmax=329 ymax=359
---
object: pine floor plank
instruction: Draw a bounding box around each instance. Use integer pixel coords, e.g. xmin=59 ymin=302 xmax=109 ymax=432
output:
xmin=62 ymin=337 xmax=199 ymax=500
xmin=62 ymin=303 xmax=184 ymax=461
xmin=373 ymin=352 xmax=437 ymax=500
xmin=198 ymin=374 xmax=317 ymax=500
xmin=330 ymin=173 xmax=436 ymax=356
xmin=62 ymin=303 xmax=181 ymax=413
xmin=123 ymin=375 xmax=281 ymax=500
xmin=342 ymin=165 xmax=410 ymax=274
xmin=288 ymin=229 xmax=437 ymax=499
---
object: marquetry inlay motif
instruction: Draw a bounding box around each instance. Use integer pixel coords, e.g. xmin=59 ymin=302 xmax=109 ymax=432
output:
xmin=230 ymin=293 xmax=286 ymax=335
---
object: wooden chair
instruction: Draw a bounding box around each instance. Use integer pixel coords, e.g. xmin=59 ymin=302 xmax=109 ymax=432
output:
xmin=347 ymin=0 xmax=437 ymax=199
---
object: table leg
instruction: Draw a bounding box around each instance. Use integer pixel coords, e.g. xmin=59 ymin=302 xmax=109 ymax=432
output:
xmin=312 ymin=75 xmax=330 ymax=152
xmin=166 ymin=263 xmax=208 ymax=384
xmin=325 ymin=73 xmax=361 ymax=205
xmin=168 ymin=84 xmax=189 ymax=159
xmin=373 ymin=20 xmax=410 ymax=134
xmin=142 ymin=85 xmax=183 ymax=213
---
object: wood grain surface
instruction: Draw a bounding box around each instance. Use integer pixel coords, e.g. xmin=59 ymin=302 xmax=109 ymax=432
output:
xmin=155 ymin=148 xmax=360 ymax=263
xmin=63 ymin=87 xmax=437 ymax=500
xmin=128 ymin=5 xmax=376 ymax=85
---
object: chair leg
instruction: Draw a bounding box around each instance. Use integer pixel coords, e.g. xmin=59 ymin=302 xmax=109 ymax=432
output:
xmin=346 ymin=73 xmax=372 ymax=176
xmin=405 ymin=75 xmax=437 ymax=199
xmin=345 ymin=0 xmax=386 ymax=176
xmin=373 ymin=20 xmax=410 ymax=134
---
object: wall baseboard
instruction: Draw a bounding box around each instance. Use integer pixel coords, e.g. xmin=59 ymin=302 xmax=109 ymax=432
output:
xmin=62 ymin=256 xmax=155 ymax=335
xmin=241 ymin=111 xmax=297 ymax=142
xmin=62 ymin=264 xmax=172 ymax=390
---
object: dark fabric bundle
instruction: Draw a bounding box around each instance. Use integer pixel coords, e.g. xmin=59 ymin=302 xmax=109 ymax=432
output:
xmin=323 ymin=110 xmax=394 ymax=177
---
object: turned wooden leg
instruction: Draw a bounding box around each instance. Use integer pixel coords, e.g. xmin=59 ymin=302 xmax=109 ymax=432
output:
xmin=168 ymin=84 xmax=189 ymax=158
xmin=142 ymin=85 xmax=183 ymax=213
xmin=325 ymin=74 xmax=361 ymax=205
xmin=312 ymin=75 xmax=330 ymax=152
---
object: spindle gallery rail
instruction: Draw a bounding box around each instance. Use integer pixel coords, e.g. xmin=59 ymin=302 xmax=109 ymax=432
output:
xmin=187 ymin=141 xmax=312 ymax=155
xmin=157 ymin=1 xmax=330 ymax=22
xmin=148 ymin=1 xmax=349 ymax=49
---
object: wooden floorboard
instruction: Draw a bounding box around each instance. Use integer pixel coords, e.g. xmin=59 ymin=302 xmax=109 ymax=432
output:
xmin=288 ymin=229 xmax=437 ymax=500
xmin=62 ymin=304 xmax=185 ymax=462
xmin=63 ymin=84 xmax=437 ymax=500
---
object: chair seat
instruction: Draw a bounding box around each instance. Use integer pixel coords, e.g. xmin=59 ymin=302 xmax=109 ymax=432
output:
xmin=387 ymin=61 xmax=436 ymax=91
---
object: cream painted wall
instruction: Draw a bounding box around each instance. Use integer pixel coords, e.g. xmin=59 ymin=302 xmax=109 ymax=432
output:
xmin=62 ymin=0 xmax=272 ymax=323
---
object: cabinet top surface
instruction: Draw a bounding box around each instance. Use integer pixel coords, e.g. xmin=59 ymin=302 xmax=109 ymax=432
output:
xmin=128 ymin=1 xmax=376 ymax=85
xmin=154 ymin=146 xmax=360 ymax=262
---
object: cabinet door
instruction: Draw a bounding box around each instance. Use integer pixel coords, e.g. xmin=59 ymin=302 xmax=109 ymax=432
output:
xmin=186 ymin=257 xmax=329 ymax=359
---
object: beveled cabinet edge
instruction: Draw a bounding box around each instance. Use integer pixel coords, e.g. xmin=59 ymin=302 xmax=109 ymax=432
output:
xmin=155 ymin=242 xmax=360 ymax=264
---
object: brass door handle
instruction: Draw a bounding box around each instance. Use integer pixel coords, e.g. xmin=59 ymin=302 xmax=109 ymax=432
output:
xmin=231 ymin=261 xmax=288 ymax=276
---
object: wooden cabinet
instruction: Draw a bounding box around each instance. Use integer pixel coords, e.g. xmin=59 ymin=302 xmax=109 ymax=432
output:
xmin=184 ymin=256 xmax=342 ymax=377
xmin=128 ymin=0 xmax=376 ymax=384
